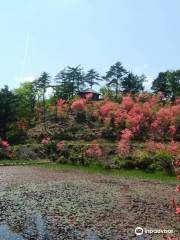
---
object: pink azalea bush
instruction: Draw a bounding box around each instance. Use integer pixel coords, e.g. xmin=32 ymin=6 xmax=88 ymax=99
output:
xmin=151 ymin=105 xmax=180 ymax=139
xmin=145 ymin=140 xmax=179 ymax=154
xmin=85 ymin=142 xmax=103 ymax=158
xmin=1 ymin=140 xmax=10 ymax=148
xmin=41 ymin=137 xmax=51 ymax=145
xmin=67 ymin=93 xmax=179 ymax=142
xmin=57 ymin=99 xmax=66 ymax=112
xmin=122 ymin=95 xmax=134 ymax=110
xmin=88 ymin=93 xmax=179 ymax=141
xmin=117 ymin=129 xmax=133 ymax=156
xmin=0 ymin=140 xmax=12 ymax=159
xmin=71 ymin=98 xmax=86 ymax=112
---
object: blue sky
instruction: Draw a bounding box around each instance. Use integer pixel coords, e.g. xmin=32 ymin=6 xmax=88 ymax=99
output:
xmin=0 ymin=0 xmax=180 ymax=90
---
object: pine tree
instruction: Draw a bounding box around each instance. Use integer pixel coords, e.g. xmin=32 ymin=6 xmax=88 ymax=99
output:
xmin=121 ymin=73 xmax=145 ymax=94
xmin=85 ymin=69 xmax=101 ymax=89
xmin=36 ymin=72 xmax=51 ymax=124
xmin=104 ymin=61 xmax=127 ymax=96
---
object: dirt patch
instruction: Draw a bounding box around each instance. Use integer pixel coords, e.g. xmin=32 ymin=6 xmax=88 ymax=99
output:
xmin=0 ymin=166 xmax=179 ymax=239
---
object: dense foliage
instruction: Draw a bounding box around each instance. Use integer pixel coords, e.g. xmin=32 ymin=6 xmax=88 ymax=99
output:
xmin=0 ymin=61 xmax=179 ymax=140
xmin=0 ymin=89 xmax=179 ymax=175
xmin=0 ymin=61 xmax=179 ymax=179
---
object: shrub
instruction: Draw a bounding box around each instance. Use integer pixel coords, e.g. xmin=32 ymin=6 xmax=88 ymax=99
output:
xmin=41 ymin=139 xmax=57 ymax=161
xmin=56 ymin=141 xmax=65 ymax=152
xmin=101 ymin=127 xmax=117 ymax=140
xmin=122 ymin=95 xmax=134 ymax=110
xmin=55 ymin=142 xmax=89 ymax=165
xmin=150 ymin=105 xmax=180 ymax=140
xmin=57 ymin=99 xmax=65 ymax=109
xmin=153 ymin=150 xmax=174 ymax=175
xmin=133 ymin=150 xmax=155 ymax=171
xmin=41 ymin=137 xmax=51 ymax=145
xmin=71 ymin=98 xmax=86 ymax=112
xmin=56 ymin=155 xmax=68 ymax=164
xmin=85 ymin=142 xmax=103 ymax=158
xmin=0 ymin=140 xmax=13 ymax=159
xmin=117 ymin=129 xmax=133 ymax=156
xmin=111 ymin=155 xmax=134 ymax=169
xmin=15 ymin=146 xmax=38 ymax=160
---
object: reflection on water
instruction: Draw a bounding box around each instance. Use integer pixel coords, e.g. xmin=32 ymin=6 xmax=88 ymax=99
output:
xmin=0 ymin=213 xmax=101 ymax=240
xmin=0 ymin=214 xmax=52 ymax=240
xmin=0 ymin=224 xmax=24 ymax=240
xmin=85 ymin=229 xmax=101 ymax=240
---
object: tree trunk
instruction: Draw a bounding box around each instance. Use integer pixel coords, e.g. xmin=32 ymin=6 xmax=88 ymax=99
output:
xmin=115 ymin=79 xmax=118 ymax=97
xmin=43 ymin=89 xmax=46 ymax=131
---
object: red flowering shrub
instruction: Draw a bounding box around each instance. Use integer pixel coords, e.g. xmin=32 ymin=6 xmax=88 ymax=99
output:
xmin=41 ymin=137 xmax=51 ymax=145
xmin=57 ymin=99 xmax=65 ymax=107
xmin=82 ymin=93 xmax=179 ymax=141
xmin=176 ymin=208 xmax=180 ymax=214
xmin=148 ymin=92 xmax=163 ymax=107
xmin=71 ymin=98 xmax=86 ymax=112
xmin=122 ymin=95 xmax=134 ymax=111
xmin=117 ymin=140 xmax=130 ymax=156
xmin=151 ymin=105 xmax=180 ymax=140
xmin=0 ymin=140 xmax=12 ymax=159
xmin=175 ymin=185 xmax=180 ymax=192
xmin=146 ymin=140 xmax=165 ymax=152
xmin=99 ymin=101 xmax=118 ymax=117
xmin=114 ymin=108 xmax=126 ymax=127
xmin=125 ymin=104 xmax=145 ymax=134
xmin=175 ymin=98 xmax=180 ymax=104
xmin=1 ymin=140 xmax=10 ymax=148
xmin=145 ymin=140 xmax=180 ymax=175
xmin=57 ymin=99 xmax=66 ymax=112
xmin=117 ymin=129 xmax=133 ymax=156
xmin=173 ymin=161 xmax=180 ymax=167
xmin=85 ymin=142 xmax=103 ymax=158
xmin=121 ymin=128 xmax=134 ymax=141
xmin=99 ymin=101 xmax=126 ymax=127
xmin=145 ymin=140 xmax=179 ymax=155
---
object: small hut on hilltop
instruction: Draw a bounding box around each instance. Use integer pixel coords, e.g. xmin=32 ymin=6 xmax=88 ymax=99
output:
xmin=77 ymin=89 xmax=101 ymax=100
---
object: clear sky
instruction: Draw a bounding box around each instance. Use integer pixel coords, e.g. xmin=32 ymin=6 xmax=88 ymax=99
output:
xmin=0 ymin=0 xmax=180 ymax=90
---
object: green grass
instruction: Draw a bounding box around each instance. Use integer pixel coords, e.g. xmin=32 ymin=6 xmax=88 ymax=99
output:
xmin=0 ymin=160 xmax=176 ymax=182
xmin=36 ymin=162 xmax=176 ymax=182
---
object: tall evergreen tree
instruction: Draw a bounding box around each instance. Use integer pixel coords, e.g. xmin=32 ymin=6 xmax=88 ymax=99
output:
xmin=167 ymin=70 xmax=180 ymax=102
xmin=151 ymin=72 xmax=170 ymax=97
xmin=85 ymin=69 xmax=101 ymax=89
xmin=0 ymin=86 xmax=17 ymax=139
xmin=152 ymin=70 xmax=180 ymax=101
xmin=121 ymin=73 xmax=145 ymax=94
xmin=55 ymin=68 xmax=74 ymax=100
xmin=104 ymin=61 xmax=127 ymax=96
xmin=55 ymin=66 xmax=85 ymax=99
xmin=66 ymin=65 xmax=85 ymax=93
xmin=36 ymin=72 xmax=51 ymax=124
